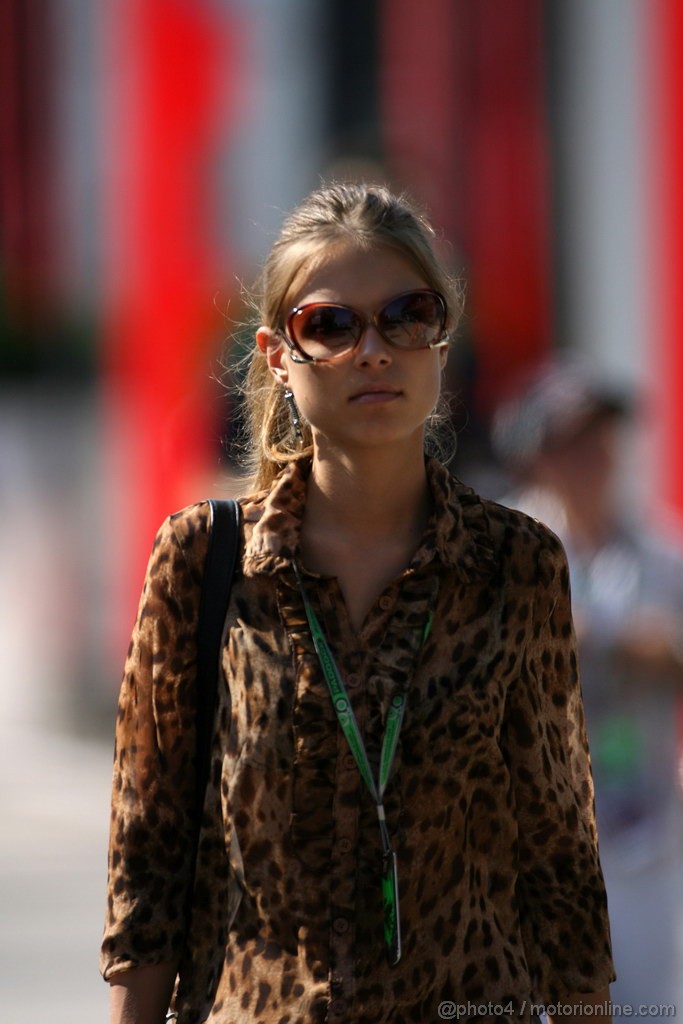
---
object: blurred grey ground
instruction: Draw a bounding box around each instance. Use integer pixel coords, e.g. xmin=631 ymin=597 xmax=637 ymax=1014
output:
xmin=0 ymin=720 xmax=112 ymax=1023
xmin=0 ymin=386 xmax=241 ymax=1022
xmin=0 ymin=387 xmax=130 ymax=1022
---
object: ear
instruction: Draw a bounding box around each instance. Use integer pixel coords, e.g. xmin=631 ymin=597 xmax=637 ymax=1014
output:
xmin=256 ymin=327 xmax=289 ymax=386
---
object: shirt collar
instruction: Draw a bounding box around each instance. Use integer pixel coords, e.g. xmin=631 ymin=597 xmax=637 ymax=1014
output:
xmin=241 ymin=457 xmax=497 ymax=583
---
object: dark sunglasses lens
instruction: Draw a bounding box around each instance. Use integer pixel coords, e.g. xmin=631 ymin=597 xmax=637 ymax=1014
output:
xmin=379 ymin=292 xmax=445 ymax=348
xmin=291 ymin=305 xmax=360 ymax=359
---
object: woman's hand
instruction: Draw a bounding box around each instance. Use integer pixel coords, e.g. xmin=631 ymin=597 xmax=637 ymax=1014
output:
xmin=109 ymin=962 xmax=177 ymax=1024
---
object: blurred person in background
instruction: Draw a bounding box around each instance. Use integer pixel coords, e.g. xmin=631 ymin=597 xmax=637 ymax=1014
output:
xmin=493 ymin=362 xmax=683 ymax=1011
xmin=101 ymin=184 xmax=614 ymax=1024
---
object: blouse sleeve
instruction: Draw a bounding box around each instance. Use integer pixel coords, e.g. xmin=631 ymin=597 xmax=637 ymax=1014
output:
xmin=100 ymin=507 xmax=209 ymax=981
xmin=500 ymin=532 xmax=615 ymax=1003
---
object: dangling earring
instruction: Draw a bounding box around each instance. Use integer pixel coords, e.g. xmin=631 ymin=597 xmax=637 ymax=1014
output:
xmin=284 ymin=388 xmax=304 ymax=447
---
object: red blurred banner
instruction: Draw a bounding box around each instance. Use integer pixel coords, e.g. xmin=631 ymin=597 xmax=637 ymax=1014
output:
xmin=380 ymin=0 xmax=552 ymax=418
xmin=0 ymin=1 xmax=54 ymax=325
xmin=100 ymin=0 xmax=242 ymax=655
xmin=647 ymin=0 xmax=683 ymax=533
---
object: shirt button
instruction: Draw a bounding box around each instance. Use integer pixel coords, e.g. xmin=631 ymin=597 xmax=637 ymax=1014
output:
xmin=333 ymin=917 xmax=349 ymax=934
xmin=346 ymin=673 xmax=360 ymax=688
xmin=338 ymin=837 xmax=352 ymax=853
xmin=379 ymin=595 xmax=393 ymax=610
xmin=343 ymin=753 xmax=356 ymax=770
xmin=330 ymin=998 xmax=347 ymax=1015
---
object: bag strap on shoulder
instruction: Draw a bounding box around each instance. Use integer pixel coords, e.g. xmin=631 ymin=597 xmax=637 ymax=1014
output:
xmin=195 ymin=498 xmax=241 ymax=816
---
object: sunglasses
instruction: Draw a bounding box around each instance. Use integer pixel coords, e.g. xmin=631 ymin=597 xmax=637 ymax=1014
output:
xmin=280 ymin=288 xmax=449 ymax=363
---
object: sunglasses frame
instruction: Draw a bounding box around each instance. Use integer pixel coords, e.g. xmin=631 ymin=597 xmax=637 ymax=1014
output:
xmin=279 ymin=288 xmax=450 ymax=364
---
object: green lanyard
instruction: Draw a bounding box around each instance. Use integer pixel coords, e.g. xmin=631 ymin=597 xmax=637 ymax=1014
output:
xmin=292 ymin=560 xmax=433 ymax=966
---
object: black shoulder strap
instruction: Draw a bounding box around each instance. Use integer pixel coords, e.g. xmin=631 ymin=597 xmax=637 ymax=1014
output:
xmin=195 ymin=498 xmax=241 ymax=817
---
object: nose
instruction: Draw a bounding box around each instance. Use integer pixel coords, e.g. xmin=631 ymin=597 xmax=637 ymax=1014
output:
xmin=353 ymin=322 xmax=392 ymax=367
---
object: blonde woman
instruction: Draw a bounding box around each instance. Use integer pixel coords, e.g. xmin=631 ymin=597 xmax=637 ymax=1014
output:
xmin=102 ymin=183 xmax=614 ymax=1024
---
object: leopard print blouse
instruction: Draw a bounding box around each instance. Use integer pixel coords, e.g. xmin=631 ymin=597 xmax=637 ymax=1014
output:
xmin=101 ymin=457 xmax=614 ymax=1023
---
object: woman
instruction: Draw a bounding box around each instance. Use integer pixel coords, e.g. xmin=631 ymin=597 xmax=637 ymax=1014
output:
xmin=102 ymin=183 xmax=615 ymax=1024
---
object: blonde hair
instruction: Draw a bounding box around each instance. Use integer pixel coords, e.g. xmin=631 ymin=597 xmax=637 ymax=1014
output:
xmin=239 ymin=182 xmax=463 ymax=489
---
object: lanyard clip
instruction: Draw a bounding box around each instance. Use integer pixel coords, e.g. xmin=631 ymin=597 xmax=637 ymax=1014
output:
xmin=381 ymin=848 xmax=401 ymax=966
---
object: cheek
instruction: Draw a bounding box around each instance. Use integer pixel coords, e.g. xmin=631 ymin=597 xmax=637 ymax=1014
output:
xmin=287 ymin=369 xmax=335 ymax=421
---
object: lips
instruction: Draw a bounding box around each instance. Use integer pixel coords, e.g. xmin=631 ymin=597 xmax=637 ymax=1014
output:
xmin=348 ymin=383 xmax=402 ymax=403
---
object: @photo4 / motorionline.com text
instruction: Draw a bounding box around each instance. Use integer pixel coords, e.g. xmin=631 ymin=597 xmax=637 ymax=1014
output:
xmin=437 ymin=1001 xmax=678 ymax=1019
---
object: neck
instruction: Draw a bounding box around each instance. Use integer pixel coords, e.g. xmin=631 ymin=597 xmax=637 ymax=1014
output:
xmin=299 ymin=437 xmax=433 ymax=630
xmin=539 ymin=476 xmax=613 ymax=554
xmin=305 ymin=437 xmax=432 ymax=543
xmin=563 ymin=495 xmax=614 ymax=553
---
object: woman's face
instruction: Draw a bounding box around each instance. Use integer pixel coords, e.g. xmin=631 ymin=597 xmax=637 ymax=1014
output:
xmin=257 ymin=242 xmax=448 ymax=458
